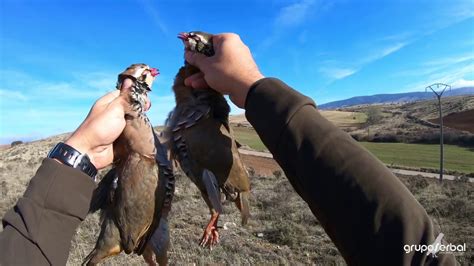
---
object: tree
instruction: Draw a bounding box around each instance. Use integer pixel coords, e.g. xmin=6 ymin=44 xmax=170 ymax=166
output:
xmin=366 ymin=106 xmax=383 ymax=125
xmin=365 ymin=106 xmax=383 ymax=138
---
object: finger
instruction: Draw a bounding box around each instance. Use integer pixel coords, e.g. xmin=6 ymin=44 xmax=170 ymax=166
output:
xmin=185 ymin=73 xmax=209 ymax=89
xmin=184 ymin=72 xmax=204 ymax=87
xmin=119 ymin=78 xmax=134 ymax=92
xmin=191 ymin=77 xmax=209 ymax=89
xmin=185 ymin=51 xmax=207 ymax=69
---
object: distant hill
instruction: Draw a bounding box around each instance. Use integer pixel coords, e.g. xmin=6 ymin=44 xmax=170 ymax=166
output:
xmin=319 ymin=87 xmax=474 ymax=109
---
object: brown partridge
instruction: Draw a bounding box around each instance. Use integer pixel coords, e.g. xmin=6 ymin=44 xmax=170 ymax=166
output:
xmin=165 ymin=31 xmax=251 ymax=249
xmin=83 ymin=64 xmax=175 ymax=265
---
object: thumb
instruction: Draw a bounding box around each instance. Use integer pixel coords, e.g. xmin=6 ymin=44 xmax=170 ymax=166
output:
xmin=185 ymin=51 xmax=208 ymax=69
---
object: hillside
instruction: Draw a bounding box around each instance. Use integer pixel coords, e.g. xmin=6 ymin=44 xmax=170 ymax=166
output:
xmin=345 ymin=96 xmax=474 ymax=146
xmin=429 ymin=109 xmax=474 ymax=134
xmin=230 ymin=110 xmax=366 ymax=132
xmin=319 ymin=87 xmax=474 ymax=109
xmin=1 ymin=132 xmax=473 ymax=264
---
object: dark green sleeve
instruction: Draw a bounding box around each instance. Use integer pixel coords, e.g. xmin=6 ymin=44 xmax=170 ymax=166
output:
xmin=0 ymin=158 xmax=96 ymax=265
xmin=245 ymin=78 xmax=456 ymax=265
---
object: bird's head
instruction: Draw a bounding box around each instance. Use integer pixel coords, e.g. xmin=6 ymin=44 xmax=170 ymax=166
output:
xmin=116 ymin=63 xmax=159 ymax=112
xmin=178 ymin=31 xmax=214 ymax=57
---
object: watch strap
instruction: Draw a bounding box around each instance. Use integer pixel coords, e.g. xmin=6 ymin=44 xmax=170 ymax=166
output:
xmin=48 ymin=142 xmax=98 ymax=179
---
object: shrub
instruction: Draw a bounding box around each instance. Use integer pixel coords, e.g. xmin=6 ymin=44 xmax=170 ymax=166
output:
xmin=273 ymin=170 xmax=283 ymax=179
xmin=10 ymin=140 xmax=23 ymax=147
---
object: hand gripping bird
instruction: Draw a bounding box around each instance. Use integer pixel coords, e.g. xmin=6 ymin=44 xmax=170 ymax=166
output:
xmin=83 ymin=64 xmax=175 ymax=265
xmin=165 ymin=31 xmax=251 ymax=249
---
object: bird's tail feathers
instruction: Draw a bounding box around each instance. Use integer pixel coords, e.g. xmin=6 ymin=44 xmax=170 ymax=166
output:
xmin=82 ymin=248 xmax=98 ymax=266
xmin=202 ymin=169 xmax=223 ymax=213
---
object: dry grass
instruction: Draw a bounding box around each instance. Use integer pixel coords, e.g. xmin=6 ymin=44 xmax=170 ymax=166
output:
xmin=230 ymin=110 xmax=367 ymax=132
xmin=1 ymin=135 xmax=472 ymax=265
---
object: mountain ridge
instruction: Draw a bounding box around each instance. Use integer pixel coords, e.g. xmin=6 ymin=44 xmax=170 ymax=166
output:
xmin=319 ymin=87 xmax=474 ymax=109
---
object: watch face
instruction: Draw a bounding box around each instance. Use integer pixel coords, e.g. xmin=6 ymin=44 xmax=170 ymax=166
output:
xmin=48 ymin=142 xmax=97 ymax=178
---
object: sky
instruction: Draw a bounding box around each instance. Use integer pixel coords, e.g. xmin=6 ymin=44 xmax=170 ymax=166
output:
xmin=0 ymin=0 xmax=473 ymax=144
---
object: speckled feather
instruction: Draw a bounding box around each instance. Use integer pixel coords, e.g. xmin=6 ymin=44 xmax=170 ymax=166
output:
xmin=84 ymin=65 xmax=175 ymax=265
xmin=166 ymin=32 xmax=251 ymax=230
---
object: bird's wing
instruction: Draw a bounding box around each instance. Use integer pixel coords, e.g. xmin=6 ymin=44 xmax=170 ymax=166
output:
xmin=89 ymin=168 xmax=117 ymax=213
xmin=171 ymin=104 xmax=210 ymax=132
xmin=136 ymin=129 xmax=175 ymax=255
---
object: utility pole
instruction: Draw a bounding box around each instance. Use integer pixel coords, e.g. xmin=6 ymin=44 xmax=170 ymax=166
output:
xmin=425 ymin=83 xmax=451 ymax=182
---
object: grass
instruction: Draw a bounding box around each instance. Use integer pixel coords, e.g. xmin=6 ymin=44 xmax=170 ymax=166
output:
xmin=320 ymin=110 xmax=367 ymax=124
xmin=231 ymin=126 xmax=474 ymax=174
xmin=360 ymin=142 xmax=474 ymax=174
xmin=232 ymin=126 xmax=268 ymax=152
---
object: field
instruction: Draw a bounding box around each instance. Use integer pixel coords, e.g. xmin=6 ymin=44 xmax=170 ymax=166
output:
xmin=0 ymin=139 xmax=472 ymax=264
xmin=232 ymin=125 xmax=474 ymax=174
xmin=319 ymin=110 xmax=367 ymax=130
xmin=233 ymin=127 xmax=268 ymax=152
xmin=360 ymin=142 xmax=474 ymax=174
xmin=429 ymin=109 xmax=474 ymax=134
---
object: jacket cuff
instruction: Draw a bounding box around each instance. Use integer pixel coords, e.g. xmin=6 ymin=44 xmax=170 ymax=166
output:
xmin=23 ymin=158 xmax=96 ymax=220
xmin=245 ymin=78 xmax=316 ymax=152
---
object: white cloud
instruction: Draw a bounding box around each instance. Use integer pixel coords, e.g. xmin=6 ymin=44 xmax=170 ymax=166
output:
xmin=394 ymin=53 xmax=474 ymax=78
xmin=318 ymin=41 xmax=407 ymax=82
xmin=259 ymin=0 xmax=322 ymax=50
xmin=400 ymin=64 xmax=474 ymax=92
xmin=75 ymin=72 xmax=117 ymax=90
xmin=361 ymin=42 xmax=407 ymax=64
xmin=319 ymin=67 xmax=358 ymax=80
xmin=452 ymin=79 xmax=474 ymax=88
xmin=137 ymin=0 xmax=168 ymax=34
xmin=275 ymin=0 xmax=317 ymax=27
xmin=424 ymin=54 xmax=474 ymax=67
xmin=380 ymin=32 xmax=414 ymax=42
xmin=0 ymin=89 xmax=28 ymax=101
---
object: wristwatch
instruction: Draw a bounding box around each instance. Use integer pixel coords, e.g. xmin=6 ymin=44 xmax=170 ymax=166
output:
xmin=47 ymin=142 xmax=98 ymax=180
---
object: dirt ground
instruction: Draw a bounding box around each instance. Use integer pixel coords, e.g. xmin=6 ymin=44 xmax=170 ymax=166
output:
xmin=241 ymin=154 xmax=281 ymax=176
xmin=429 ymin=109 xmax=474 ymax=133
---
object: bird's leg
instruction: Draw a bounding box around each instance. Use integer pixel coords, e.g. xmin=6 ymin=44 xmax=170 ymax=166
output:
xmin=142 ymin=245 xmax=157 ymax=266
xmin=199 ymin=212 xmax=220 ymax=249
xmin=199 ymin=169 xmax=223 ymax=249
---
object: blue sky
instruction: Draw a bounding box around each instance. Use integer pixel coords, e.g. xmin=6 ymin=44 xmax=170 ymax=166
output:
xmin=0 ymin=0 xmax=473 ymax=144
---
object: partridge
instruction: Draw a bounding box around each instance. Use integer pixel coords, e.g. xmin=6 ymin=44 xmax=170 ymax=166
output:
xmin=165 ymin=31 xmax=251 ymax=249
xmin=84 ymin=64 xmax=175 ymax=265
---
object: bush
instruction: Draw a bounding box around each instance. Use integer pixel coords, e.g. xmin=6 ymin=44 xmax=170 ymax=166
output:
xmin=247 ymin=167 xmax=256 ymax=177
xmin=371 ymin=134 xmax=400 ymax=143
xmin=413 ymin=131 xmax=474 ymax=147
xmin=273 ymin=170 xmax=283 ymax=179
xmin=10 ymin=140 xmax=23 ymax=147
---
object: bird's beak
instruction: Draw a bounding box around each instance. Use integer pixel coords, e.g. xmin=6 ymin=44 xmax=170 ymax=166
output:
xmin=177 ymin=32 xmax=189 ymax=41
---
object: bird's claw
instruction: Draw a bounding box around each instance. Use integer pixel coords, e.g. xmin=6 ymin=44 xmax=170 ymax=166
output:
xmin=199 ymin=227 xmax=219 ymax=249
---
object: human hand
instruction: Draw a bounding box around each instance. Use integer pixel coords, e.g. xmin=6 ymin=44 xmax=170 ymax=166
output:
xmin=64 ymin=79 xmax=150 ymax=169
xmin=184 ymin=33 xmax=264 ymax=108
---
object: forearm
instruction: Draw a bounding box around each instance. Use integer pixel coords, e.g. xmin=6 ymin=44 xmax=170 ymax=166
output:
xmin=245 ymin=78 xmax=455 ymax=265
xmin=0 ymin=158 xmax=95 ymax=265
